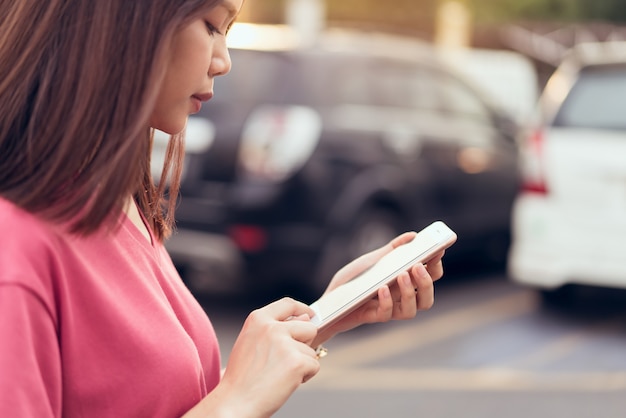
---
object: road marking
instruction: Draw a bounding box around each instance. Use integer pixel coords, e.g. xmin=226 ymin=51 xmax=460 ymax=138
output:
xmin=510 ymin=313 xmax=626 ymax=369
xmin=305 ymin=368 xmax=626 ymax=392
xmin=320 ymin=290 xmax=539 ymax=368
xmin=305 ymin=290 xmax=626 ymax=392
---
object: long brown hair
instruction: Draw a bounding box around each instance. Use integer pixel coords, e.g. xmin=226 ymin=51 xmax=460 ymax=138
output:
xmin=0 ymin=0 xmax=221 ymax=241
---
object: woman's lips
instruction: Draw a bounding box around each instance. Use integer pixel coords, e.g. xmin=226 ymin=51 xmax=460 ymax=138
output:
xmin=193 ymin=92 xmax=214 ymax=102
xmin=190 ymin=93 xmax=213 ymax=113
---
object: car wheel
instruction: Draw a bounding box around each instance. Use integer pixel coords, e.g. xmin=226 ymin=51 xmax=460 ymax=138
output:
xmin=345 ymin=209 xmax=401 ymax=262
xmin=481 ymin=229 xmax=511 ymax=271
xmin=311 ymin=208 xmax=403 ymax=300
xmin=539 ymin=285 xmax=576 ymax=308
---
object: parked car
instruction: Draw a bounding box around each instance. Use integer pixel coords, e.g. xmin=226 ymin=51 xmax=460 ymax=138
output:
xmin=159 ymin=24 xmax=520 ymax=300
xmin=507 ymin=41 xmax=626 ymax=302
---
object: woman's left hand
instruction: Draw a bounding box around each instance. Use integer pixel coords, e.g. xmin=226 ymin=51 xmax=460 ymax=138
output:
xmin=311 ymin=232 xmax=445 ymax=348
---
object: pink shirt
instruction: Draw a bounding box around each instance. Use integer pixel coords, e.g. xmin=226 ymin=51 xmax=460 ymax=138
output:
xmin=0 ymin=198 xmax=221 ymax=417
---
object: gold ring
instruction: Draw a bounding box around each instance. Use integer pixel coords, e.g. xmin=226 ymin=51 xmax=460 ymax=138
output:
xmin=315 ymin=345 xmax=328 ymax=359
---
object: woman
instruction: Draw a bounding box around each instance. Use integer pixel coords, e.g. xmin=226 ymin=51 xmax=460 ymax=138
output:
xmin=0 ymin=0 xmax=446 ymax=417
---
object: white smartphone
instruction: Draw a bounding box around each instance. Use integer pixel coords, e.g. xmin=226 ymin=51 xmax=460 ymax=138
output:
xmin=309 ymin=221 xmax=457 ymax=331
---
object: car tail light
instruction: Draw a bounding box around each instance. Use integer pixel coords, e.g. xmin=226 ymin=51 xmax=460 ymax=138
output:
xmin=229 ymin=225 xmax=267 ymax=253
xmin=237 ymin=105 xmax=321 ymax=181
xmin=520 ymin=128 xmax=548 ymax=195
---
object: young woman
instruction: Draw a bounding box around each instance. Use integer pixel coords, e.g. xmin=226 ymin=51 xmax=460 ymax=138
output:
xmin=0 ymin=0 xmax=446 ymax=417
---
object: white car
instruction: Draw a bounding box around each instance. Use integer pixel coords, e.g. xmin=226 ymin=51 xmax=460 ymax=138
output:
xmin=508 ymin=41 xmax=626 ymax=299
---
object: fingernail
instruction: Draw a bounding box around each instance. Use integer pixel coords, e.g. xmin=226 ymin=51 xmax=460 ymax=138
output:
xmin=416 ymin=263 xmax=427 ymax=275
xmin=402 ymin=274 xmax=412 ymax=287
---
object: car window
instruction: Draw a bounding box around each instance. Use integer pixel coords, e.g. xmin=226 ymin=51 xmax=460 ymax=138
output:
xmin=208 ymin=49 xmax=379 ymax=111
xmin=330 ymin=56 xmax=374 ymax=106
xmin=375 ymin=62 xmax=416 ymax=108
xmin=438 ymin=73 xmax=492 ymax=123
xmin=211 ymin=49 xmax=292 ymax=104
xmin=553 ymin=64 xmax=626 ymax=131
xmin=366 ymin=61 xmax=443 ymax=112
xmin=410 ymin=67 xmax=443 ymax=111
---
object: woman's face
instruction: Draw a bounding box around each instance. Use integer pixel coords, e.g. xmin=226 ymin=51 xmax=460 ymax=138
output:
xmin=150 ymin=0 xmax=242 ymax=134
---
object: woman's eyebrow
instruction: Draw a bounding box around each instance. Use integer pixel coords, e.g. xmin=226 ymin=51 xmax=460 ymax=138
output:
xmin=221 ymin=0 xmax=239 ymax=19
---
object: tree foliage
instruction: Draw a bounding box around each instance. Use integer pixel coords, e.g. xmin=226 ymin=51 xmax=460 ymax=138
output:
xmin=240 ymin=0 xmax=626 ymax=33
xmin=468 ymin=0 xmax=626 ymax=23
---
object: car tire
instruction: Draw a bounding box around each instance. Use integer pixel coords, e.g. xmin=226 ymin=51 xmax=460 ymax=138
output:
xmin=539 ymin=285 xmax=576 ymax=308
xmin=310 ymin=208 xmax=403 ymax=300
xmin=481 ymin=229 xmax=512 ymax=271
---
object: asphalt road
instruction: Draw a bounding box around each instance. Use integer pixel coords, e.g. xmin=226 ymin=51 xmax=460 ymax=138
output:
xmin=200 ymin=269 xmax=626 ymax=418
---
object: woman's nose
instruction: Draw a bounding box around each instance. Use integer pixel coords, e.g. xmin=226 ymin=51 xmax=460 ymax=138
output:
xmin=210 ymin=38 xmax=232 ymax=78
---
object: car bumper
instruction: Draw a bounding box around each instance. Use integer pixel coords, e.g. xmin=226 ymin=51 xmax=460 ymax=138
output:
xmin=165 ymin=228 xmax=244 ymax=294
xmin=507 ymin=194 xmax=626 ymax=290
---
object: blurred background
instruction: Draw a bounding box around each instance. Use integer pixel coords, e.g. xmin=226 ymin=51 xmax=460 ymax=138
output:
xmin=155 ymin=1 xmax=626 ymax=416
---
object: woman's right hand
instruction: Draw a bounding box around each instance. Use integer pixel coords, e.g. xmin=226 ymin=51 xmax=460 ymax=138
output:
xmin=186 ymin=297 xmax=320 ymax=418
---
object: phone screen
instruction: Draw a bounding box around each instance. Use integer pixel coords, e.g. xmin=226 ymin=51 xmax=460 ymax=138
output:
xmin=310 ymin=221 xmax=455 ymax=328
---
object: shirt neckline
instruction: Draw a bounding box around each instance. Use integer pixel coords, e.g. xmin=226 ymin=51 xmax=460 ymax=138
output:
xmin=122 ymin=204 xmax=156 ymax=250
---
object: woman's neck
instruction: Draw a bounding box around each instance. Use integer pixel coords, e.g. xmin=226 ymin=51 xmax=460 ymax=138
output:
xmin=124 ymin=196 xmax=152 ymax=244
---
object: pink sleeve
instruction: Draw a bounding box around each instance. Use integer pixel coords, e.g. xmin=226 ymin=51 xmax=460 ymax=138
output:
xmin=0 ymin=283 xmax=62 ymax=417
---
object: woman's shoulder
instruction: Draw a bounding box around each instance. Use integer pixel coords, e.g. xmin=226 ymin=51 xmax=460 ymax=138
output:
xmin=0 ymin=198 xmax=64 ymax=287
xmin=0 ymin=197 xmax=58 ymax=247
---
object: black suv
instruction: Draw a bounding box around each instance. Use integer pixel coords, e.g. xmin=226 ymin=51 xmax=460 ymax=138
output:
xmin=160 ymin=27 xmax=521 ymax=300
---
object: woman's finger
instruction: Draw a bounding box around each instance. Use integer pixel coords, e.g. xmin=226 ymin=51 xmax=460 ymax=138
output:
xmin=301 ymin=354 xmax=322 ymax=383
xmin=283 ymin=319 xmax=318 ymax=346
xmin=389 ymin=231 xmax=418 ymax=248
xmin=374 ymin=285 xmax=394 ymax=323
xmin=326 ymin=232 xmax=418 ymax=295
xmin=262 ymin=297 xmax=316 ymax=321
xmin=424 ymin=250 xmax=445 ymax=281
xmin=411 ymin=263 xmax=435 ymax=311
xmin=394 ymin=271 xmax=418 ymax=319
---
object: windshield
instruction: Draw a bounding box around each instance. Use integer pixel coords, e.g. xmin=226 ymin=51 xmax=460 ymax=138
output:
xmin=553 ymin=64 xmax=626 ymax=131
xmin=210 ymin=49 xmax=292 ymax=105
xmin=208 ymin=48 xmax=375 ymax=108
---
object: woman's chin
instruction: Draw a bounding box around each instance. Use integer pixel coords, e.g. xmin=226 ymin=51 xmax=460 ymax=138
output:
xmin=151 ymin=118 xmax=187 ymax=136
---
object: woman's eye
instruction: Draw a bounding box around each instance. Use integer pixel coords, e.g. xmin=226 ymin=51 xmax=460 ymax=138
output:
xmin=204 ymin=21 xmax=221 ymax=36
xmin=225 ymin=22 xmax=234 ymax=36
